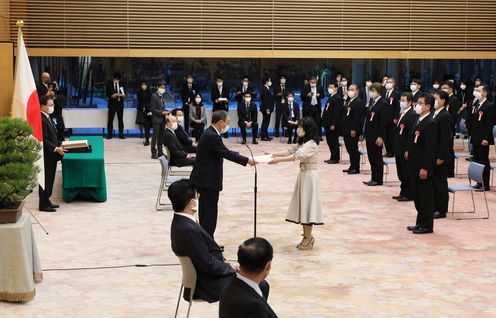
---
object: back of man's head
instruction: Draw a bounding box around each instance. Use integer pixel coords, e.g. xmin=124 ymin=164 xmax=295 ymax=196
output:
xmin=238 ymin=237 xmax=273 ymax=275
xmin=167 ymin=179 xmax=196 ymax=213
xmin=211 ymin=110 xmax=228 ymax=124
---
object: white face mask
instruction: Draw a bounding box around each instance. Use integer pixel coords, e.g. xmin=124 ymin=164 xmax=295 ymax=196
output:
xmin=369 ymin=91 xmax=378 ymax=100
xmin=242 ymin=81 xmax=249 ymax=86
xmin=460 ymin=84 xmax=466 ymax=90
xmin=287 ymin=97 xmax=294 ymax=103
xmin=434 ymin=100 xmax=440 ymax=109
xmin=190 ymin=198 xmax=198 ymax=213
xmin=410 ymin=84 xmax=418 ymax=92
xmin=433 ymin=84 xmax=440 ymax=90
xmin=195 ymin=98 xmax=202 ymax=103
xmin=328 ymin=88 xmax=335 ymax=95
xmin=382 ymin=80 xmax=387 ymax=86
xmin=141 ymin=85 xmax=147 ymax=90
xmin=475 ymin=81 xmax=481 ymax=86
xmin=217 ymin=82 xmax=223 ymax=87
xmin=187 ymin=78 xmax=193 ymax=84
xmin=414 ymin=104 xmax=423 ymax=115
xmin=220 ymin=124 xmax=230 ymax=134
xmin=365 ymin=81 xmax=372 ymax=88
xmin=245 ymin=98 xmax=252 ymax=103
xmin=347 ymin=90 xmax=356 ymax=99
xmin=47 ymin=106 xmax=54 ymax=114
xmin=177 ymin=116 xmax=184 ymax=124
xmin=473 ymin=91 xmax=482 ymax=100
xmin=310 ymin=83 xmax=316 ymax=88
xmin=296 ymin=127 xmax=305 ymax=137
xmin=400 ymin=101 xmax=408 ymax=110
xmin=341 ymin=81 xmax=348 ymax=87
xmin=171 ymin=122 xmax=178 ymax=130
xmin=267 ymin=81 xmax=272 ymax=87
xmin=442 ymin=88 xmax=450 ymax=94
xmin=158 ymin=88 xmax=165 ymax=95
xmin=280 ymin=78 xmax=286 ymax=84
xmin=385 ymin=83 xmax=393 ymax=90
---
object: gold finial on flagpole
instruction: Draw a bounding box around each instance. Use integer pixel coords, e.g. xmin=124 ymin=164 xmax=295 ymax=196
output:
xmin=16 ymin=19 xmax=24 ymax=36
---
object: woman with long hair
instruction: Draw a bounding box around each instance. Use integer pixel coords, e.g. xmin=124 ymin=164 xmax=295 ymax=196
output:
xmin=267 ymin=117 xmax=323 ymax=250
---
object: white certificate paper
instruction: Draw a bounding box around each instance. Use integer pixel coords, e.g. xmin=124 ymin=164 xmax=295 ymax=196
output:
xmin=253 ymin=155 xmax=273 ymax=163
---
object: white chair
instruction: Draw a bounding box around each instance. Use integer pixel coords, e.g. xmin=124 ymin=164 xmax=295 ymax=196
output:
xmin=164 ymin=146 xmax=193 ymax=177
xmin=174 ymin=256 xmax=204 ymax=318
xmin=382 ymin=157 xmax=397 ymax=184
xmin=155 ymin=156 xmax=188 ymax=211
xmin=447 ymin=162 xmax=490 ymax=220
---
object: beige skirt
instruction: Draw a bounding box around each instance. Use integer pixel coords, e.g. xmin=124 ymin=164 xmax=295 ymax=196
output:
xmin=286 ymin=168 xmax=323 ymax=225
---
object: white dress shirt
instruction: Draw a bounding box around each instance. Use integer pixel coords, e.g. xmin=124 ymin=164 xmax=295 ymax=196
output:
xmin=174 ymin=212 xmax=197 ymax=223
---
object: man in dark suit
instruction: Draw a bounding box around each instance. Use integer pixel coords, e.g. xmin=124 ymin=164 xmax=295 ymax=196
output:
xmin=470 ymin=84 xmax=494 ymax=190
xmin=150 ymin=82 xmax=169 ymax=159
xmin=442 ymin=81 xmax=461 ymax=178
xmin=36 ymin=72 xmax=51 ymax=99
xmin=106 ymin=71 xmax=126 ymax=139
xmin=180 ymin=74 xmax=199 ymax=133
xmin=432 ymin=90 xmax=454 ymax=219
xmin=301 ymin=76 xmax=324 ymax=138
xmin=39 ymin=96 xmax=65 ymax=212
xmin=281 ymin=91 xmax=301 ymax=144
xmin=341 ymin=84 xmax=365 ymax=174
xmin=361 ymin=78 xmax=373 ymax=108
xmin=363 ymin=83 xmax=389 ymax=186
xmin=321 ymin=81 xmax=343 ymax=163
xmin=190 ymin=111 xmax=256 ymax=238
xmin=383 ymin=77 xmax=401 ymax=157
xmin=337 ymin=74 xmax=349 ymax=97
xmin=260 ymin=77 xmax=274 ymax=141
xmin=172 ymin=108 xmax=197 ymax=153
xmin=392 ymin=93 xmax=418 ymax=202
xmin=168 ymin=180 xmax=237 ymax=303
xmin=163 ymin=116 xmax=196 ymax=167
xmin=410 ymin=78 xmax=422 ymax=105
xmin=273 ymin=74 xmax=289 ymax=138
xmin=211 ymin=76 xmax=230 ymax=138
xmin=219 ymin=237 xmax=277 ymax=318
xmin=237 ymin=91 xmax=259 ymax=145
xmin=235 ymin=75 xmax=255 ymax=104
xmin=406 ymin=93 xmax=437 ymax=234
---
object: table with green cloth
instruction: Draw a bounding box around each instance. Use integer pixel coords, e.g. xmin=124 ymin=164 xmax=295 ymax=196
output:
xmin=62 ymin=136 xmax=107 ymax=202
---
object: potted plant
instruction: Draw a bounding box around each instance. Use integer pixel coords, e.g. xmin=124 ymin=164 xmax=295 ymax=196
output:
xmin=0 ymin=117 xmax=41 ymax=223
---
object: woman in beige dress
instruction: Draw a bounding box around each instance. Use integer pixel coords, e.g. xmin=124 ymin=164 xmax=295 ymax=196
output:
xmin=268 ymin=117 xmax=323 ymax=250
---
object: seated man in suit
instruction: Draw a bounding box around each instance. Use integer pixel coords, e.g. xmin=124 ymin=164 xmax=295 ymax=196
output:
xmin=281 ymin=91 xmax=301 ymax=144
xmin=237 ymin=91 xmax=259 ymax=145
xmin=163 ymin=115 xmax=196 ymax=167
xmin=171 ymin=108 xmax=197 ymax=153
xmin=168 ymin=179 xmax=236 ymax=303
xmin=219 ymin=237 xmax=277 ymax=318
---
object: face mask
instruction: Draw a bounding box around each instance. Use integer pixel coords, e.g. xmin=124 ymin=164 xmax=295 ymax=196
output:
xmin=475 ymin=81 xmax=481 ymax=86
xmin=410 ymin=84 xmax=418 ymax=92
xmin=310 ymin=83 xmax=316 ymax=88
xmin=192 ymin=199 xmax=199 ymax=213
xmin=177 ymin=116 xmax=184 ymax=124
xmin=433 ymin=84 xmax=439 ymax=90
xmin=47 ymin=106 xmax=54 ymax=114
xmin=382 ymin=81 xmax=387 ymax=87
xmin=434 ymin=100 xmax=440 ymax=109
xmin=365 ymin=81 xmax=372 ymax=88
xmin=187 ymin=78 xmax=193 ymax=84
xmin=328 ymin=88 xmax=335 ymax=95
xmin=245 ymin=98 xmax=252 ymax=103
xmin=473 ymin=91 xmax=482 ymax=99
xmin=267 ymin=81 xmax=272 ymax=87
xmin=141 ymin=85 xmax=147 ymax=90
xmin=158 ymin=88 xmax=165 ymax=95
xmin=242 ymin=81 xmax=249 ymax=86
xmin=217 ymin=82 xmax=223 ymax=87
xmin=287 ymin=97 xmax=294 ymax=103
xmin=336 ymin=77 xmax=341 ymax=82
xmin=347 ymin=90 xmax=356 ymax=99
xmin=171 ymin=122 xmax=178 ymax=130
xmin=369 ymin=91 xmax=378 ymax=100
xmin=195 ymin=98 xmax=202 ymax=103
xmin=460 ymin=84 xmax=466 ymax=90
xmin=442 ymin=88 xmax=449 ymax=93
xmin=385 ymin=83 xmax=393 ymax=90
xmin=220 ymin=124 xmax=230 ymax=134
xmin=414 ymin=104 xmax=423 ymax=115
xmin=400 ymin=101 xmax=408 ymax=109
xmin=280 ymin=78 xmax=286 ymax=84
xmin=296 ymin=127 xmax=305 ymax=137
xmin=448 ymin=79 xmax=454 ymax=83
xmin=341 ymin=81 xmax=348 ymax=87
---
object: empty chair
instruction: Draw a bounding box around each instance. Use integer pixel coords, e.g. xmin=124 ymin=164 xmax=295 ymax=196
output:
xmin=454 ymin=138 xmax=473 ymax=175
xmin=382 ymin=157 xmax=396 ymax=183
xmin=174 ymin=256 xmax=205 ymax=318
xmin=156 ymin=156 xmax=188 ymax=211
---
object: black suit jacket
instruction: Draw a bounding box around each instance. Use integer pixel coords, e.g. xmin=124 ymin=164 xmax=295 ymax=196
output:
xmin=341 ymin=97 xmax=366 ymax=135
xmin=470 ymin=100 xmax=495 ymax=146
xmin=433 ymin=108 xmax=454 ymax=163
xmin=447 ymin=94 xmax=462 ymax=124
xmin=163 ymin=128 xmax=189 ymax=164
xmin=211 ymin=85 xmax=230 ymax=112
xmin=41 ymin=113 xmax=62 ymax=163
xmin=364 ymin=97 xmax=389 ymax=140
xmin=237 ymin=102 xmax=258 ymax=125
xmin=407 ymin=115 xmax=437 ymax=174
xmin=191 ymin=126 xmax=249 ymax=191
xmin=393 ymin=107 xmax=418 ymax=157
xmin=150 ymin=92 xmax=166 ymax=125
xmin=36 ymin=82 xmax=48 ymax=99
xmin=106 ymin=81 xmax=125 ymax=108
xmin=411 ymin=91 xmax=421 ymax=104
xmin=176 ymin=124 xmax=196 ymax=153
xmin=321 ymin=93 xmax=343 ymax=129
xmin=181 ymin=82 xmax=199 ymax=106
xmin=273 ymin=83 xmax=290 ymax=106
xmin=281 ymin=101 xmax=301 ymax=127
xmin=219 ymin=277 xmax=278 ymax=318
xmin=171 ymin=214 xmax=235 ymax=303
xmin=301 ymin=84 xmax=325 ymax=109
xmin=384 ymin=89 xmax=401 ymax=120
xmin=137 ymin=89 xmax=152 ymax=114
xmin=260 ymin=86 xmax=274 ymax=114
xmin=235 ymin=85 xmax=255 ymax=103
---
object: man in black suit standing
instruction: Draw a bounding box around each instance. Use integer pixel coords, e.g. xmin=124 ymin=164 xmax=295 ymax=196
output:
xmin=36 ymin=72 xmax=51 ymax=99
xmin=211 ymin=76 xmax=230 ymax=138
xmin=363 ymin=83 xmax=389 ymax=186
xmin=237 ymin=91 xmax=259 ymax=145
xmin=235 ymin=75 xmax=254 ymax=104
xmin=432 ymin=90 xmax=454 ymax=219
xmin=150 ymin=82 xmax=169 ymax=159
xmin=106 ymin=71 xmax=126 ymax=139
xmin=180 ymin=74 xmax=198 ymax=134
xmin=273 ymin=74 xmax=289 ymax=138
xmin=39 ymin=96 xmax=65 ymax=212
xmin=220 ymin=237 xmax=277 ymax=318
xmin=341 ymin=84 xmax=365 ymax=174
xmin=163 ymin=116 xmax=196 ymax=167
xmin=392 ymin=93 xmax=418 ymax=202
xmin=470 ymin=84 xmax=494 ymax=190
xmin=301 ymin=76 xmax=324 ymax=138
xmin=168 ymin=180 xmax=237 ymax=303
xmin=406 ymin=93 xmax=437 ymax=234
xmin=281 ymin=91 xmax=300 ymax=144
xmin=321 ymin=81 xmax=343 ymax=164
xmin=260 ymin=77 xmax=274 ymax=141
xmin=383 ymin=77 xmax=401 ymax=157
xmin=190 ymin=110 xmax=256 ymax=238
xmin=442 ymin=81 xmax=461 ymax=178
xmin=410 ymin=78 xmax=422 ymax=105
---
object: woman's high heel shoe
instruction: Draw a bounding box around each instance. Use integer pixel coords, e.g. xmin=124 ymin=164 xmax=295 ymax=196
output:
xmin=297 ymin=237 xmax=315 ymax=250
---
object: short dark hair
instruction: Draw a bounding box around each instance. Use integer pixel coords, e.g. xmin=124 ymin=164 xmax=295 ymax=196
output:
xmin=443 ymin=81 xmax=455 ymax=90
xmin=216 ymin=76 xmax=224 ymax=81
xmin=297 ymin=117 xmax=320 ymax=145
xmin=309 ymin=76 xmax=317 ymax=81
xmin=167 ymin=179 xmax=196 ymax=212
xmin=279 ymin=74 xmax=286 ymax=79
xmin=263 ymin=77 xmax=271 ymax=84
xmin=194 ymin=93 xmax=203 ymax=105
xmin=411 ymin=78 xmax=422 ymax=86
xmin=39 ymin=95 xmax=52 ymax=106
xmin=287 ymin=90 xmax=295 ymax=97
xmin=370 ymin=82 xmax=383 ymax=95
xmin=243 ymin=91 xmax=252 ymax=97
xmin=171 ymin=108 xmax=183 ymax=116
xmin=479 ymin=84 xmax=489 ymax=93
xmin=112 ymin=71 xmax=121 ymax=80
xmin=419 ymin=92 xmax=434 ymax=109
xmin=242 ymin=75 xmax=249 ymax=80
xmin=328 ymin=81 xmax=338 ymax=88
xmin=400 ymin=92 xmax=413 ymax=102
xmin=435 ymin=90 xmax=449 ymax=106
xmin=237 ymin=237 xmax=273 ymax=274
xmin=157 ymin=81 xmax=166 ymax=88
xmin=211 ymin=110 xmax=228 ymax=124
xmin=186 ymin=73 xmax=193 ymax=78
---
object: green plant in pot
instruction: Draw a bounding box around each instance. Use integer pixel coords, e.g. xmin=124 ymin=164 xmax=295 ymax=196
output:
xmin=0 ymin=117 xmax=41 ymax=223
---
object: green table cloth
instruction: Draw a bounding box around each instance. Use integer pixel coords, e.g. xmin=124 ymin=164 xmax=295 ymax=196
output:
xmin=62 ymin=136 xmax=107 ymax=202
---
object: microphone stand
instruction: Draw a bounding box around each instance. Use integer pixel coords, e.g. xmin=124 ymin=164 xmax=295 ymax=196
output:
xmin=244 ymin=143 xmax=257 ymax=237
